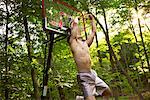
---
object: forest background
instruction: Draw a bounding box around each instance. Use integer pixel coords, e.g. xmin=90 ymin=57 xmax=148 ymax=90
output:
xmin=0 ymin=0 xmax=150 ymax=100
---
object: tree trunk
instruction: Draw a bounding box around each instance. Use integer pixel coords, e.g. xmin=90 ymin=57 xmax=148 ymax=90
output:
xmin=31 ymin=69 xmax=40 ymax=100
xmin=134 ymin=0 xmax=150 ymax=90
xmin=102 ymin=7 xmax=144 ymax=100
xmin=144 ymin=21 xmax=150 ymax=32
xmin=92 ymin=10 xmax=120 ymax=99
xmin=91 ymin=7 xmax=144 ymax=99
xmin=129 ymin=22 xmax=147 ymax=87
xmin=4 ymin=0 xmax=9 ymax=99
xmin=137 ymin=17 xmax=150 ymax=90
xmin=95 ymin=33 xmax=103 ymax=66
xmin=95 ymin=8 xmax=103 ymax=66
xmin=137 ymin=18 xmax=150 ymax=71
xmin=134 ymin=0 xmax=150 ymax=72
xmin=120 ymin=44 xmax=143 ymax=91
xmin=23 ymin=15 xmax=40 ymax=100
xmin=58 ymin=86 xmax=65 ymax=100
xmin=130 ymin=23 xmax=145 ymax=72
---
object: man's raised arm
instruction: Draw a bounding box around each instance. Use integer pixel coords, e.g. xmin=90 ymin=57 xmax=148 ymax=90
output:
xmin=69 ymin=17 xmax=80 ymax=43
xmin=86 ymin=15 xmax=96 ymax=47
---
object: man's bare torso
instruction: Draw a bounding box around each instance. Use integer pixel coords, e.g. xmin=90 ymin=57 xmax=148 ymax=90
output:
xmin=69 ymin=16 xmax=96 ymax=73
xmin=70 ymin=38 xmax=91 ymax=72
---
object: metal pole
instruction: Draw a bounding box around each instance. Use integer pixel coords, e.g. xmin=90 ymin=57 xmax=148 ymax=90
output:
xmin=42 ymin=31 xmax=54 ymax=100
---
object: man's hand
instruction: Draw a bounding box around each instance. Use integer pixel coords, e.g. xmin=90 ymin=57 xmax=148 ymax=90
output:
xmin=89 ymin=14 xmax=94 ymax=20
xmin=74 ymin=17 xmax=79 ymax=24
xmin=88 ymin=14 xmax=96 ymax=33
xmin=86 ymin=14 xmax=96 ymax=47
xmin=70 ymin=17 xmax=79 ymax=28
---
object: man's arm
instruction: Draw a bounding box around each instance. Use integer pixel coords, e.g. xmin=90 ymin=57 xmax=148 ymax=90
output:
xmin=69 ymin=17 xmax=80 ymax=43
xmin=86 ymin=15 xmax=96 ymax=47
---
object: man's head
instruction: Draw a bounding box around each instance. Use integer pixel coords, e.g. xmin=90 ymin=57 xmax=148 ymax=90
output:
xmin=70 ymin=17 xmax=81 ymax=35
xmin=70 ymin=17 xmax=79 ymax=28
xmin=67 ymin=17 xmax=82 ymax=43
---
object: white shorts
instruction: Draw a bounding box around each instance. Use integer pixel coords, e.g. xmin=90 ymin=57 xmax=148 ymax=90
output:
xmin=77 ymin=70 xmax=109 ymax=97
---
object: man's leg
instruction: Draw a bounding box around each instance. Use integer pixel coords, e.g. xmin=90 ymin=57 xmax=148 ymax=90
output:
xmin=76 ymin=95 xmax=96 ymax=100
xmin=77 ymin=73 xmax=96 ymax=100
xmin=85 ymin=96 xmax=96 ymax=100
xmin=76 ymin=95 xmax=84 ymax=100
xmin=94 ymin=71 xmax=112 ymax=100
xmin=102 ymin=88 xmax=112 ymax=100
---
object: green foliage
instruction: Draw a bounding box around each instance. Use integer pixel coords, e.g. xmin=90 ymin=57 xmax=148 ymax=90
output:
xmin=0 ymin=0 xmax=150 ymax=99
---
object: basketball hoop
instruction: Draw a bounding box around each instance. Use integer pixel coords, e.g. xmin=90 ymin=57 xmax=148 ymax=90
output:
xmin=42 ymin=0 xmax=90 ymax=38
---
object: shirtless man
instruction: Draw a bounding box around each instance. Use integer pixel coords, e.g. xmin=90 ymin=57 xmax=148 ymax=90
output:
xmin=68 ymin=15 xmax=111 ymax=100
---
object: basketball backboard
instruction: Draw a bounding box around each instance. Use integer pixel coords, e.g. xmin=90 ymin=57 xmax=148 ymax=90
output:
xmin=42 ymin=0 xmax=78 ymax=34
